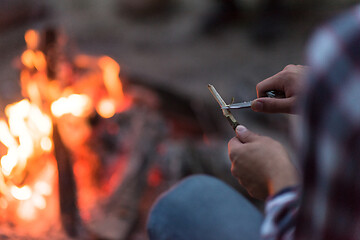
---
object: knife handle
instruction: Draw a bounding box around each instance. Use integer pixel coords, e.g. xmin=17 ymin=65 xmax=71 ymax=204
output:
xmin=225 ymin=115 xmax=240 ymax=131
xmin=266 ymin=90 xmax=286 ymax=98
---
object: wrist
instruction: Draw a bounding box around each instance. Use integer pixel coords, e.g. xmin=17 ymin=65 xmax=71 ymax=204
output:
xmin=268 ymin=168 xmax=299 ymax=196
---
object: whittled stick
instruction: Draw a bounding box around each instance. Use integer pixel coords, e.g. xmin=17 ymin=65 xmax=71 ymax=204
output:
xmin=208 ymin=84 xmax=239 ymax=130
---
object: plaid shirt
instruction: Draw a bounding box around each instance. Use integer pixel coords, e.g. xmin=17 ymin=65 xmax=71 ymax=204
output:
xmin=261 ymin=5 xmax=360 ymax=240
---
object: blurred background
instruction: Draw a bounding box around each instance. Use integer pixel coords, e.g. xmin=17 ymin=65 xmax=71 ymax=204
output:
xmin=0 ymin=0 xmax=358 ymax=239
xmin=0 ymin=0 xmax=357 ymax=138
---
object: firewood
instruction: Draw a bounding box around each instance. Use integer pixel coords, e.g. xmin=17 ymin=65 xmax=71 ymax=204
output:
xmin=53 ymin=124 xmax=96 ymax=239
xmin=88 ymin=107 xmax=166 ymax=240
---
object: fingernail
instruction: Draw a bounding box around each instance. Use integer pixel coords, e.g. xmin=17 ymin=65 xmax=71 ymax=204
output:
xmin=236 ymin=125 xmax=247 ymax=134
xmin=252 ymin=100 xmax=263 ymax=112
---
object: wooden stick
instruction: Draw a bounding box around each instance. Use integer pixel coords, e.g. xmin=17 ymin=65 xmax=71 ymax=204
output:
xmin=52 ymin=124 xmax=80 ymax=237
xmin=208 ymin=84 xmax=239 ymax=130
xmin=52 ymin=124 xmax=98 ymax=239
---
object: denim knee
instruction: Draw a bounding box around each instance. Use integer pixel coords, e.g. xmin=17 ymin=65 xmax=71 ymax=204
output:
xmin=147 ymin=174 xmax=228 ymax=239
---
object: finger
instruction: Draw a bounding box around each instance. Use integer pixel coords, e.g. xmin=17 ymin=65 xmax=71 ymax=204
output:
xmin=228 ymin=137 xmax=241 ymax=149
xmin=235 ymin=125 xmax=259 ymax=143
xmin=283 ymin=64 xmax=297 ymax=71
xmin=251 ymin=97 xmax=296 ymax=114
xmin=256 ymin=72 xmax=286 ymax=97
xmin=228 ymin=137 xmax=242 ymax=162
xmin=231 ymin=164 xmax=241 ymax=180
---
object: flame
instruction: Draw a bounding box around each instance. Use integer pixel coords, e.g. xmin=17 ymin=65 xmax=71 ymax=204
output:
xmin=28 ymin=106 xmax=52 ymax=136
xmin=3 ymin=100 xmax=53 ymax=162
xmin=17 ymin=200 xmax=36 ymax=220
xmin=0 ymin=172 xmax=9 ymax=196
xmin=22 ymin=30 xmax=46 ymax=72
xmin=26 ymin=81 xmax=42 ymax=107
xmin=51 ymin=94 xmax=92 ymax=118
xmin=74 ymin=54 xmax=96 ymax=68
xmin=40 ymin=137 xmax=52 ymax=152
xmin=97 ymin=98 xmax=116 ymax=119
xmin=34 ymin=181 xmax=52 ymax=196
xmin=32 ymin=193 xmax=46 ymax=209
xmin=0 ymin=197 xmax=8 ymax=209
xmin=0 ymin=120 xmax=18 ymax=148
xmin=24 ymin=29 xmax=40 ymax=50
xmin=21 ymin=50 xmax=46 ymax=71
xmin=98 ymin=56 xmax=124 ymax=104
xmin=11 ymin=186 xmax=32 ymax=201
xmin=0 ymin=29 xmax=132 ymax=224
xmin=0 ymin=96 xmax=54 ymax=220
xmin=1 ymin=149 xmax=18 ymax=176
xmin=21 ymin=50 xmax=36 ymax=69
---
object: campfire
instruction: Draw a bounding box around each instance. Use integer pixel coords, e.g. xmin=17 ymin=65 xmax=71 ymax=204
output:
xmin=0 ymin=28 xmax=136 ymax=238
xmin=0 ymin=28 xmax=231 ymax=239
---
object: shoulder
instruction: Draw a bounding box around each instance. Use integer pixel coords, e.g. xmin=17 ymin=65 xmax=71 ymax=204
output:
xmin=307 ymin=5 xmax=360 ymax=72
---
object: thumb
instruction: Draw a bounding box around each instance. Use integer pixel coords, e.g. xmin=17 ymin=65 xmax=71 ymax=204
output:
xmin=235 ymin=125 xmax=258 ymax=143
xmin=251 ymin=97 xmax=295 ymax=114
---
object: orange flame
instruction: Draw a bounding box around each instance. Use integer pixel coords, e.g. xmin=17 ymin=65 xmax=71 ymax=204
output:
xmin=1 ymin=149 xmax=18 ymax=176
xmin=0 ymin=96 xmax=54 ymax=220
xmin=0 ymin=120 xmax=18 ymax=149
xmin=24 ymin=29 xmax=40 ymax=50
xmin=1 ymin=29 xmax=132 ymax=224
xmin=98 ymin=56 xmax=124 ymax=101
xmin=51 ymin=94 xmax=92 ymax=118
xmin=11 ymin=186 xmax=32 ymax=201
xmin=96 ymin=98 xmax=116 ymax=118
xmin=21 ymin=50 xmax=46 ymax=71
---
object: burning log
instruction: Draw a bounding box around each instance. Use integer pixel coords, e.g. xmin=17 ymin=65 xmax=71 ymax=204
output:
xmin=88 ymin=108 xmax=166 ymax=240
xmin=52 ymin=124 xmax=88 ymax=238
xmin=41 ymin=28 xmax=58 ymax=80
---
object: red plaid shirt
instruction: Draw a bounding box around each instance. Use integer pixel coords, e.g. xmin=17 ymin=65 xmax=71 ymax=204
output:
xmin=261 ymin=5 xmax=360 ymax=240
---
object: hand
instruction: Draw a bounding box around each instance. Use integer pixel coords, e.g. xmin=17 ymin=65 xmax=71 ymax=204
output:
xmin=228 ymin=125 xmax=299 ymax=200
xmin=251 ymin=64 xmax=308 ymax=114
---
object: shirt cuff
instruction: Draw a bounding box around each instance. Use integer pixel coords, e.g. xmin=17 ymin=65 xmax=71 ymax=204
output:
xmin=267 ymin=185 xmax=300 ymax=201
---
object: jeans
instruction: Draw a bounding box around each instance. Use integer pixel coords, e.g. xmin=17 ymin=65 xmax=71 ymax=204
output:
xmin=147 ymin=175 xmax=263 ymax=240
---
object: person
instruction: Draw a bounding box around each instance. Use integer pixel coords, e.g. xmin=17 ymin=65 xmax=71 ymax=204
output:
xmin=147 ymin=4 xmax=360 ymax=240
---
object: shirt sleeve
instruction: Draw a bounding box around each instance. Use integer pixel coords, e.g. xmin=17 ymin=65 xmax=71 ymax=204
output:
xmin=260 ymin=186 xmax=300 ymax=240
